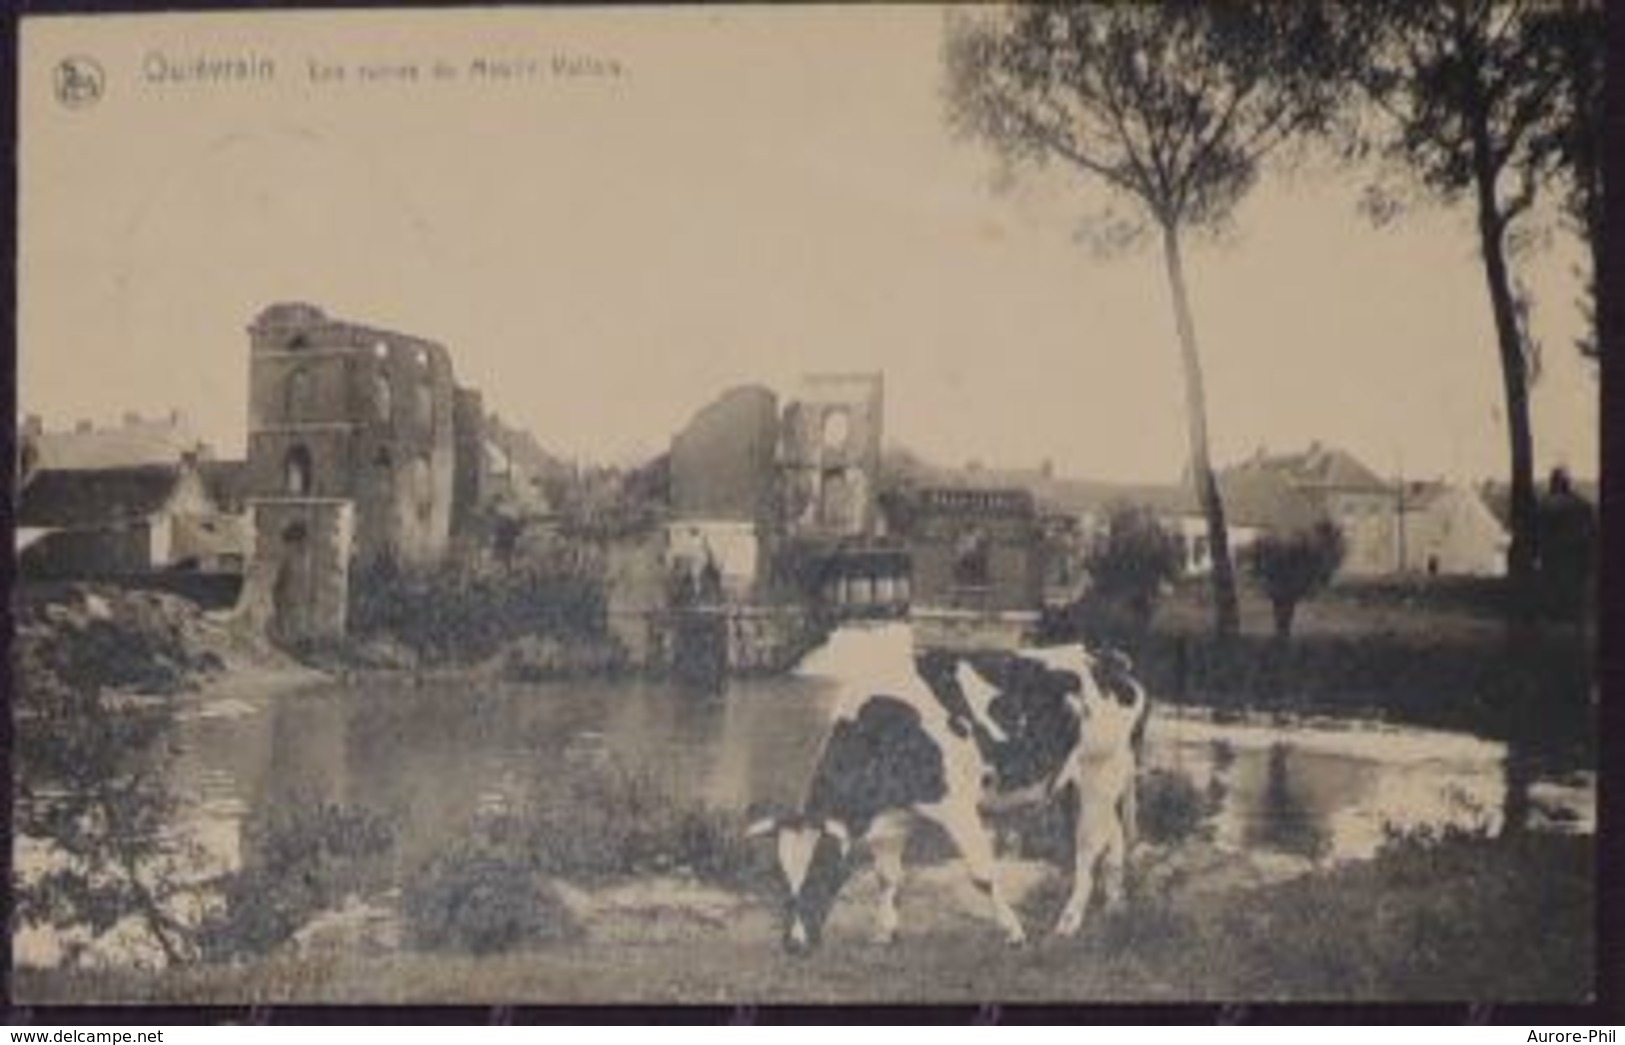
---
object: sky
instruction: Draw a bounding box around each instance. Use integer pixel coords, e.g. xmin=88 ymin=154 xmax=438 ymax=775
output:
xmin=19 ymin=6 xmax=1598 ymax=485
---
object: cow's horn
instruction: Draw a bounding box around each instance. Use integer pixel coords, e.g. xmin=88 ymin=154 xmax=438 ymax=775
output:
xmin=824 ymin=819 xmax=851 ymax=849
xmin=744 ymin=816 xmax=779 ymax=839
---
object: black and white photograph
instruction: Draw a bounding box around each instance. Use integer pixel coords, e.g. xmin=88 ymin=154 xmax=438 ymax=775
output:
xmin=11 ymin=3 xmax=1603 ymax=1006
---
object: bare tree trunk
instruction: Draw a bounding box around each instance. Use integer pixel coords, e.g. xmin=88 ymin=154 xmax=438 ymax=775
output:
xmin=1468 ymin=118 xmax=1539 ymax=644
xmin=1160 ymin=222 xmax=1241 ymax=640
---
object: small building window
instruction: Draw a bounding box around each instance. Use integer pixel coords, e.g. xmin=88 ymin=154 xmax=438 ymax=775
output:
xmin=821 ymin=408 xmax=851 ymax=452
xmin=284 ymin=445 xmax=313 ymax=496
xmin=374 ymin=371 xmax=393 ymax=424
xmin=282 ymin=521 xmax=308 ymax=544
xmin=952 ymin=527 xmax=991 ymax=588
xmin=285 ymin=367 xmax=312 ymax=421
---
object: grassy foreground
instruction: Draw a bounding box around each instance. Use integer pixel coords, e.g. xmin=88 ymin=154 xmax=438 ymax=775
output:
xmin=14 ymin=832 xmax=1593 ymax=1005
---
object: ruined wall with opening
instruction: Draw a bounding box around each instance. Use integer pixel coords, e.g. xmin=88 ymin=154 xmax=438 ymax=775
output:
xmin=244 ymin=302 xmax=457 ymax=568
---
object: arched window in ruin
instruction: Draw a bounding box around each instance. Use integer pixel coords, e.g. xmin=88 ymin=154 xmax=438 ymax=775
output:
xmin=284 ymin=445 xmax=313 ymax=496
xmin=373 ymin=371 xmax=393 ymax=424
xmin=821 ymin=407 xmax=851 ymax=454
xmin=410 ymin=456 xmax=434 ymax=521
xmin=285 ymin=367 xmax=312 ymax=421
xmin=415 ymin=380 xmax=434 ymax=432
xmin=282 ymin=520 xmax=308 ymax=544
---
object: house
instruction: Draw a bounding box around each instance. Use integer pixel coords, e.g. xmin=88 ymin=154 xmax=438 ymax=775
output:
xmin=1163 ymin=467 xmax=1325 ymax=576
xmin=16 ymin=456 xmax=247 ymax=579
xmin=1226 ymin=443 xmax=1396 ymax=575
xmin=1397 ymin=481 xmax=1509 ymax=577
xmin=900 ymin=486 xmax=1045 ymax=614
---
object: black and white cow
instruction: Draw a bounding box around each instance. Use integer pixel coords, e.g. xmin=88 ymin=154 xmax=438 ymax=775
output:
xmin=748 ymin=622 xmax=1149 ymax=953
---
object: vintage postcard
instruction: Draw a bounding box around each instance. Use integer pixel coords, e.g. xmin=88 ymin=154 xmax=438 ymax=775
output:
xmin=12 ymin=4 xmax=1600 ymax=1006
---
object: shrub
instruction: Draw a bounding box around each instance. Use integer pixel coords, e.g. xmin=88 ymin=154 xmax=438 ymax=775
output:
xmin=401 ymin=820 xmax=579 ymax=955
xmin=198 ymin=799 xmax=396 ymax=960
xmin=347 ymin=550 xmax=609 ymax=668
xmin=1249 ymin=520 xmax=1346 ymax=640
xmin=524 ymin=762 xmax=763 ymax=886
xmin=1069 ymin=504 xmax=1183 ymax=645
xmin=1136 ymin=767 xmax=1223 ymax=846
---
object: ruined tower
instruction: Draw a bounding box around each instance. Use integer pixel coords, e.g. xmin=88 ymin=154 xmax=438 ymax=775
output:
xmin=243 ymin=302 xmax=460 ymax=641
xmin=778 ymin=372 xmax=884 ymax=539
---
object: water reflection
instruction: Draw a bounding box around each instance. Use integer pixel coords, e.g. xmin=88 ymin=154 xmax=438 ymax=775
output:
xmin=165 ymin=676 xmax=1591 ymax=883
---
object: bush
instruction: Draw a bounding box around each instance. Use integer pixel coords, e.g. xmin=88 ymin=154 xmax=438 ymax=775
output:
xmin=401 ymin=820 xmax=579 ymax=955
xmin=1249 ymin=520 xmax=1346 ymax=640
xmin=1136 ymin=767 xmax=1223 ymax=846
xmin=198 ymin=799 xmax=396 ymax=960
xmin=1054 ymin=504 xmax=1182 ymax=647
xmin=347 ymin=550 xmax=609 ymax=668
xmin=524 ymin=762 xmax=763 ymax=886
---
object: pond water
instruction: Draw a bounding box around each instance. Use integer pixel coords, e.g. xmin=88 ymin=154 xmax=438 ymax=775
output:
xmin=162 ymin=669 xmax=1595 ymax=883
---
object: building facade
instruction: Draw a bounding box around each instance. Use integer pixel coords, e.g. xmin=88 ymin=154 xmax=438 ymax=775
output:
xmin=904 ymin=486 xmax=1044 ymax=614
xmin=778 ymin=372 xmax=884 ymax=540
xmin=245 ymin=302 xmax=460 ymax=569
xmin=17 ymin=457 xmax=243 ymax=579
xmin=241 ymin=303 xmax=478 ymax=640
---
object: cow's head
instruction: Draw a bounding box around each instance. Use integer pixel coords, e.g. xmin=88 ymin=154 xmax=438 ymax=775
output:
xmin=746 ymin=813 xmax=854 ymax=955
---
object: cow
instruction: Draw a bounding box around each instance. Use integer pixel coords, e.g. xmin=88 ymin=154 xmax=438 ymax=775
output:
xmin=747 ymin=621 xmax=1150 ymax=954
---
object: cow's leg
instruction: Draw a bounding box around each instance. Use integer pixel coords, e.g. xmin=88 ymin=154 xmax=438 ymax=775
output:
xmin=1055 ymin=774 xmax=1111 ymax=937
xmin=920 ymin=802 xmax=1027 ymax=947
xmin=1097 ymin=801 xmax=1129 ymax=912
xmin=868 ymin=816 xmax=909 ymax=946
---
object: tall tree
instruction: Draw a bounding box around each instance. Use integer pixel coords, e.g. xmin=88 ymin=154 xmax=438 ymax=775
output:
xmin=1526 ymin=1 xmax=1606 ymax=364
xmin=1331 ymin=0 xmax=1590 ymax=629
xmin=943 ymin=4 xmax=1342 ymax=639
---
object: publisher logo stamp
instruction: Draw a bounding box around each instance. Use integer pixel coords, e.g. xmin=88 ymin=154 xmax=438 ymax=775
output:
xmin=54 ymin=56 xmax=105 ymax=109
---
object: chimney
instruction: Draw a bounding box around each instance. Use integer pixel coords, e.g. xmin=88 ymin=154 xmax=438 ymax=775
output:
xmin=1038 ymin=458 xmax=1055 ymax=480
xmin=75 ymin=419 xmax=93 ymax=434
xmin=169 ymin=408 xmax=183 ymax=426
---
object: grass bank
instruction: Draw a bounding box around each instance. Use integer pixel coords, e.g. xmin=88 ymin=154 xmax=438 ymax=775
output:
xmin=14 ymin=832 xmax=1592 ymax=1005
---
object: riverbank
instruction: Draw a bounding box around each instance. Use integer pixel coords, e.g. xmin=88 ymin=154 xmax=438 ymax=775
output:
xmin=13 ymin=581 xmax=324 ymax=705
xmin=13 ymin=832 xmax=1592 ymax=1004
xmin=1088 ymin=579 xmax=1596 ymax=766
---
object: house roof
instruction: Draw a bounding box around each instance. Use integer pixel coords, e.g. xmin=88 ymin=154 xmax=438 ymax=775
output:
xmin=16 ymin=466 xmax=188 ymax=528
xmin=1199 ymin=469 xmax=1325 ymax=531
xmin=1230 ymin=443 xmax=1388 ymax=491
xmin=29 ymin=416 xmax=210 ymax=471
xmin=198 ymin=460 xmax=248 ymax=510
xmin=881 ymin=447 xmax=1324 ymax=534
